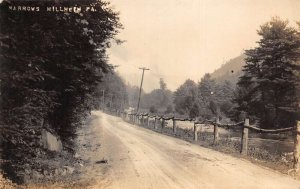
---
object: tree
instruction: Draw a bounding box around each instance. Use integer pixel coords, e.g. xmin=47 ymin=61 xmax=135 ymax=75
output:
xmin=174 ymin=75 xmax=236 ymax=119
xmin=174 ymin=79 xmax=197 ymax=116
xmin=189 ymin=103 xmax=200 ymax=118
xmin=139 ymin=78 xmax=173 ymax=112
xmin=149 ymin=106 xmax=157 ymax=113
xmin=0 ymin=0 xmax=121 ymax=182
xmin=236 ymin=17 xmax=300 ymax=128
xmin=93 ymin=71 xmax=128 ymax=110
xmin=159 ymin=78 xmax=167 ymax=91
xmin=197 ymin=74 xmax=219 ymax=119
xmin=165 ymin=105 xmax=173 ymax=114
xmin=126 ymin=84 xmax=142 ymax=109
xmin=217 ymin=80 xmax=236 ymax=117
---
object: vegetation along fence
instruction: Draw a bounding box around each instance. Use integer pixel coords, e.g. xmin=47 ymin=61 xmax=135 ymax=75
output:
xmin=104 ymin=109 xmax=299 ymax=173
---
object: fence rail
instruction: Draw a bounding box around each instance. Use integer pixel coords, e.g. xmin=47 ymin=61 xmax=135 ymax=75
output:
xmin=105 ymin=109 xmax=300 ymax=172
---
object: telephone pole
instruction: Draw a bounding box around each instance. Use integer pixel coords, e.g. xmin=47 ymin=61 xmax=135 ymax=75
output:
xmin=137 ymin=67 xmax=150 ymax=113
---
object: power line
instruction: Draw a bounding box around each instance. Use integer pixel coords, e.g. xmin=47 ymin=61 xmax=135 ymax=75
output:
xmin=137 ymin=67 xmax=150 ymax=113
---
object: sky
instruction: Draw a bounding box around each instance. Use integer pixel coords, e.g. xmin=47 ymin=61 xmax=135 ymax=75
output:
xmin=107 ymin=0 xmax=300 ymax=92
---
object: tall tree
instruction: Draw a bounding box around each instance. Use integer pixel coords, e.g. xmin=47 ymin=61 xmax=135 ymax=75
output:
xmin=174 ymin=79 xmax=198 ymax=116
xmin=93 ymin=71 xmax=128 ymax=110
xmin=197 ymin=74 xmax=219 ymax=119
xmin=236 ymin=17 xmax=300 ymax=128
xmin=139 ymin=78 xmax=173 ymax=112
xmin=159 ymin=78 xmax=167 ymax=91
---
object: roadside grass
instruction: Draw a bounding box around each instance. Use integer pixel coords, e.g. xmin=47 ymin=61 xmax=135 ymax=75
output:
xmin=138 ymin=118 xmax=294 ymax=176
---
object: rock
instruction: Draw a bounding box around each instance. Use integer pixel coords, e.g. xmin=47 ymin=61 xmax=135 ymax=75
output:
xmin=41 ymin=129 xmax=63 ymax=152
xmin=22 ymin=174 xmax=31 ymax=184
xmin=60 ymin=169 xmax=67 ymax=176
xmin=64 ymin=166 xmax=75 ymax=174
xmin=74 ymin=153 xmax=79 ymax=158
xmin=96 ymin=159 xmax=108 ymax=164
xmin=43 ymin=170 xmax=48 ymax=176
xmin=24 ymin=168 xmax=31 ymax=174
xmin=31 ymin=170 xmax=43 ymax=180
xmin=54 ymin=169 xmax=59 ymax=176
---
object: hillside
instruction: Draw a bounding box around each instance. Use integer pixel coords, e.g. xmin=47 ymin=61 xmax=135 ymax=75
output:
xmin=211 ymin=54 xmax=246 ymax=84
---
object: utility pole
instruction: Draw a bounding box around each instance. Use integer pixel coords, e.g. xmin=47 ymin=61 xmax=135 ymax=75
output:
xmin=137 ymin=67 xmax=150 ymax=113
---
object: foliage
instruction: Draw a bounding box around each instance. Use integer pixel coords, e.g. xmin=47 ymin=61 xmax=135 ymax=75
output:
xmin=235 ymin=17 xmax=300 ymax=128
xmin=164 ymin=105 xmax=173 ymax=114
xmin=126 ymin=84 xmax=142 ymax=109
xmin=0 ymin=0 xmax=121 ymax=181
xmin=174 ymin=79 xmax=198 ymax=116
xmin=93 ymin=71 xmax=128 ymax=110
xmin=140 ymin=78 xmax=173 ymax=111
xmin=149 ymin=106 xmax=157 ymax=113
xmin=174 ymin=76 xmax=235 ymax=119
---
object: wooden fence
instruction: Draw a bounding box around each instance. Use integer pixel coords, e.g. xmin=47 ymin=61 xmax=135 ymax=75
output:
xmin=105 ymin=109 xmax=299 ymax=173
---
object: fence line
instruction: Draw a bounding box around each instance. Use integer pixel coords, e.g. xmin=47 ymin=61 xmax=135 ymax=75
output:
xmin=106 ymin=109 xmax=299 ymax=172
xmin=125 ymin=112 xmax=293 ymax=133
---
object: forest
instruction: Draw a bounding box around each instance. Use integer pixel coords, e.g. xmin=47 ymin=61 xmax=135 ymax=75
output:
xmin=123 ymin=17 xmax=300 ymax=131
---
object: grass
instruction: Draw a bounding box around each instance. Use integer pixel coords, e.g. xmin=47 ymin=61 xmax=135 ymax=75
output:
xmin=131 ymin=117 xmax=295 ymax=175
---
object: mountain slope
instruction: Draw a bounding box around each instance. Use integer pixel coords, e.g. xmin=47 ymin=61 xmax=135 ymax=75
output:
xmin=211 ymin=54 xmax=246 ymax=84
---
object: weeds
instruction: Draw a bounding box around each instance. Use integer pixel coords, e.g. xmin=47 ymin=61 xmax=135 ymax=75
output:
xmin=134 ymin=119 xmax=294 ymax=174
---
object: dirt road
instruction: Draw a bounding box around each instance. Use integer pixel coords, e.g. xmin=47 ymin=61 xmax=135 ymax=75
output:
xmin=76 ymin=111 xmax=300 ymax=189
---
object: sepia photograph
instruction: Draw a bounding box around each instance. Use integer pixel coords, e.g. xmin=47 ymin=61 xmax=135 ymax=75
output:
xmin=0 ymin=0 xmax=300 ymax=188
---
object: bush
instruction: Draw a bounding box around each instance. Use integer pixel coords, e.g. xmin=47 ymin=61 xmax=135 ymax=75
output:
xmin=149 ymin=106 xmax=157 ymax=113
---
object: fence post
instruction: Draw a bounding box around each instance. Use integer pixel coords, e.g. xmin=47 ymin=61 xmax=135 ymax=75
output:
xmin=194 ymin=123 xmax=198 ymax=141
xmin=294 ymin=120 xmax=300 ymax=172
xmin=143 ymin=115 xmax=146 ymax=126
xmin=139 ymin=115 xmax=142 ymax=126
xmin=173 ymin=118 xmax=176 ymax=134
xmin=154 ymin=118 xmax=157 ymax=130
xmin=213 ymin=117 xmax=219 ymax=144
xmin=136 ymin=115 xmax=138 ymax=125
xmin=147 ymin=116 xmax=150 ymax=127
xmin=161 ymin=118 xmax=165 ymax=133
xmin=240 ymin=118 xmax=249 ymax=155
xmin=139 ymin=115 xmax=141 ymax=125
xmin=141 ymin=115 xmax=144 ymax=126
xmin=144 ymin=115 xmax=147 ymax=126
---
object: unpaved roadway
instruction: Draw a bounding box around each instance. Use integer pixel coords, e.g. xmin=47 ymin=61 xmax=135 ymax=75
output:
xmin=76 ymin=111 xmax=300 ymax=189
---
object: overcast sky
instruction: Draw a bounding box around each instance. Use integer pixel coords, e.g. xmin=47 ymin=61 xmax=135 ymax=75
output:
xmin=107 ymin=0 xmax=300 ymax=92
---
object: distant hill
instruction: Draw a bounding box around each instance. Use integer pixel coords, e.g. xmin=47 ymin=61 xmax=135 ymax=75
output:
xmin=211 ymin=54 xmax=246 ymax=84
